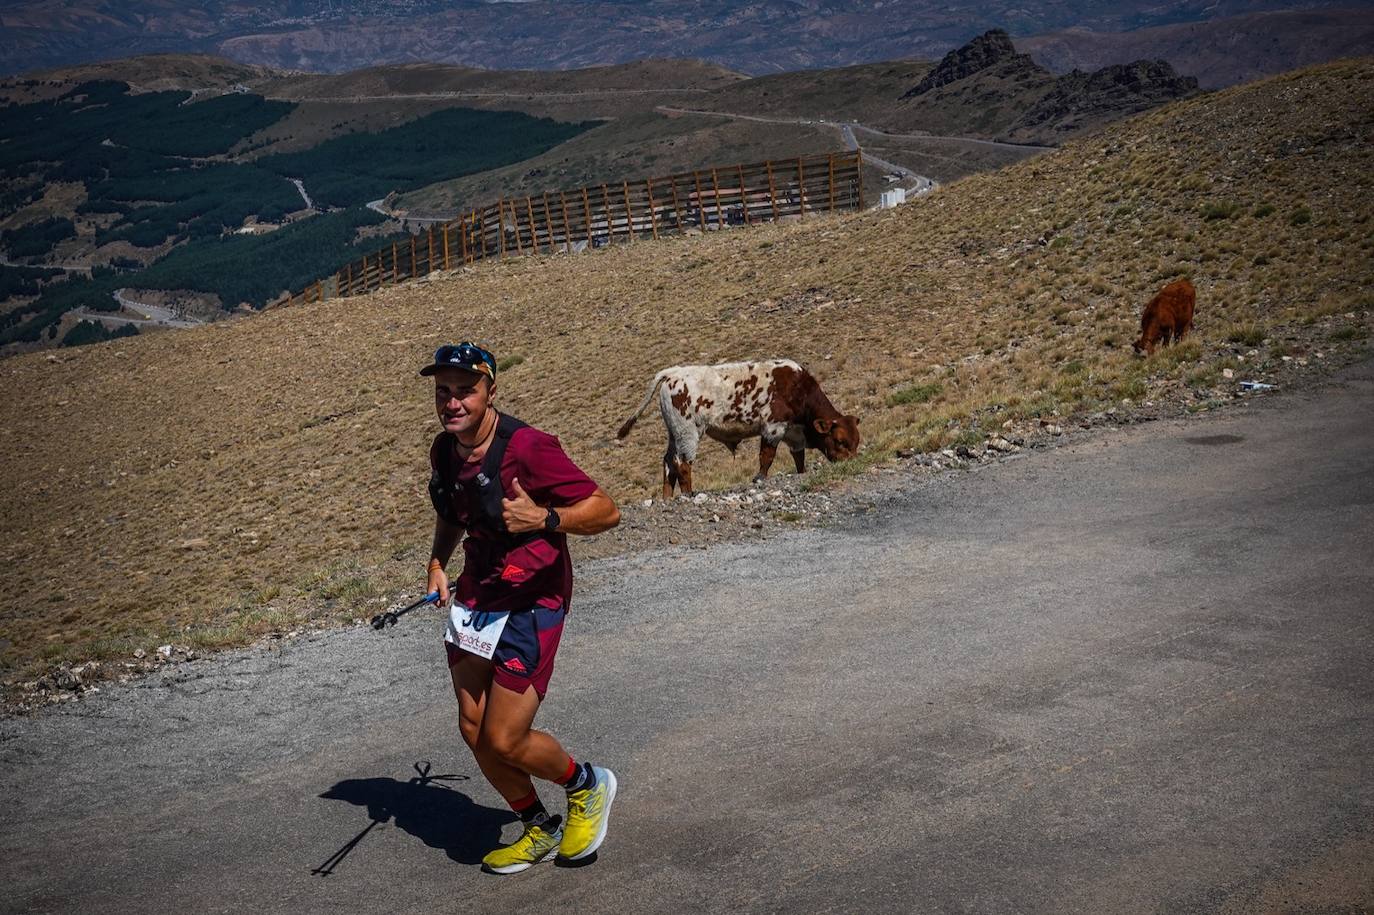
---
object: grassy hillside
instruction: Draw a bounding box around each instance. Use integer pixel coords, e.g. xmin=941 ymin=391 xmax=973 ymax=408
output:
xmin=1 ymin=59 xmax=1370 ymax=691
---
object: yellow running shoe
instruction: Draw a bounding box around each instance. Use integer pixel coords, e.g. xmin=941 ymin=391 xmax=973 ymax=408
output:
xmin=559 ymin=765 xmax=618 ymax=861
xmin=481 ymin=816 xmax=563 ymax=875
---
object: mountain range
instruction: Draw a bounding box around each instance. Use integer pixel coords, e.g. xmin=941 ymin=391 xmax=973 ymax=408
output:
xmin=3 ymin=0 xmax=1371 ymax=82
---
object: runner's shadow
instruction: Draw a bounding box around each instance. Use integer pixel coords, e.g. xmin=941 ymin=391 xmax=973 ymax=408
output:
xmin=317 ymin=761 xmax=516 ymax=871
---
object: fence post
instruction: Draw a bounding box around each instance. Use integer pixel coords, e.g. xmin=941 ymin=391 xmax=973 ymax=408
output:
xmin=710 ymin=168 xmax=724 ymax=228
xmin=621 ymin=181 xmax=635 ymax=241
xmin=442 ymin=225 xmax=451 ymax=270
xmin=581 ymin=188 xmax=593 ymax=247
xmin=765 ymin=160 xmax=780 ymax=221
xmin=497 ymin=201 xmax=508 ymax=257
xmin=559 ymin=192 xmax=572 ymax=252
xmin=391 ymin=241 xmax=399 ymax=284
xmin=856 ymin=148 xmax=864 ymax=210
xmin=828 ymin=154 xmax=836 ymax=212
xmin=509 ymin=200 xmax=523 ymax=254
xmin=644 ymin=178 xmax=659 ymax=240
xmin=410 ymin=234 xmax=417 ymax=278
xmin=522 ymin=196 xmax=536 ymax=253
xmin=669 ymin=176 xmax=684 ymax=231
xmin=427 ymin=226 xmax=435 ymax=273
xmin=736 ymin=163 xmax=751 ymax=226
xmin=538 ymin=190 xmax=555 ymax=251
xmin=692 ymin=171 xmax=706 ymax=228
xmin=601 ymin=184 xmax=612 ymax=243
xmin=797 ymin=156 xmax=806 ymax=220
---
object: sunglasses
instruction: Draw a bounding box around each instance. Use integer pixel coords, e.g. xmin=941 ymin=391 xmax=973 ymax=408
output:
xmin=433 ymin=341 xmax=496 ymax=375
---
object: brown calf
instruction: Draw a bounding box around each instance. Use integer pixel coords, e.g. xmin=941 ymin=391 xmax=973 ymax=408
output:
xmin=1133 ymin=278 xmax=1196 ymax=355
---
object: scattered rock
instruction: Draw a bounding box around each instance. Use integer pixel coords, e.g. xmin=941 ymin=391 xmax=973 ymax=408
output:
xmin=52 ymin=666 xmax=81 ymax=691
xmin=692 ymin=492 xmax=710 ymax=505
xmin=133 ymin=648 xmax=146 ymax=659
xmin=986 ymin=436 xmax=1019 ymax=453
xmin=157 ymin=644 xmax=173 ymax=659
xmin=1044 ymin=424 xmax=1064 ymax=436
xmin=1222 ymin=368 xmax=1235 ymax=379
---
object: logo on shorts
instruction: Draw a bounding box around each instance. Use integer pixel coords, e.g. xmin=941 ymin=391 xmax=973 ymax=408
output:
xmin=502 ymin=657 xmax=528 ymax=674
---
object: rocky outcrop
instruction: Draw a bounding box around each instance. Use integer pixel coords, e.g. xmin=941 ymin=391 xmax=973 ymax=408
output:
xmin=1009 ymin=59 xmax=1200 ymax=138
xmin=903 ymin=29 xmax=1042 ymax=97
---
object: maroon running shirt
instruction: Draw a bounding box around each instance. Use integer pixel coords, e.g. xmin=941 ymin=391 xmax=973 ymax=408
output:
xmin=429 ymin=424 xmax=599 ymax=614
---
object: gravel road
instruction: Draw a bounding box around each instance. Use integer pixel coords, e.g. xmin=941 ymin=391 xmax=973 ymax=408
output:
xmin=3 ymin=360 xmax=1371 ymax=914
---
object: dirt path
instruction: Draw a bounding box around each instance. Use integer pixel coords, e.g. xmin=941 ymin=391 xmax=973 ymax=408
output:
xmin=2 ymin=359 xmax=1370 ymax=914
xmin=657 ymin=105 xmax=944 ymax=191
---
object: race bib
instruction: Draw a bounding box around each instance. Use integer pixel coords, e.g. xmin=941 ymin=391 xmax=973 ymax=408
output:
xmin=444 ymin=600 xmax=509 ymax=660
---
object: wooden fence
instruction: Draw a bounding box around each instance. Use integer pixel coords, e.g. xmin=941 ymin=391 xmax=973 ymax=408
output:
xmin=278 ymin=150 xmax=863 ymax=307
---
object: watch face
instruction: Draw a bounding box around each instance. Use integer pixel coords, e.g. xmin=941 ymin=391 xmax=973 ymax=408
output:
xmin=545 ymin=508 xmax=559 ymax=531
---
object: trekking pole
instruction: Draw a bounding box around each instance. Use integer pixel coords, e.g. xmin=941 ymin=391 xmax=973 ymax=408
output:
xmin=370 ymin=589 xmax=445 ymax=630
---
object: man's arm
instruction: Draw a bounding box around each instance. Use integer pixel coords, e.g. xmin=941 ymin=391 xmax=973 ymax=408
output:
xmin=427 ymin=516 xmax=465 ymax=600
xmin=503 ymin=478 xmax=620 ymax=535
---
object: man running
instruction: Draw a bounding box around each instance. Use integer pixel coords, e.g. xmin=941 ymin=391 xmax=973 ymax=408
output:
xmin=420 ymin=341 xmax=621 ymax=874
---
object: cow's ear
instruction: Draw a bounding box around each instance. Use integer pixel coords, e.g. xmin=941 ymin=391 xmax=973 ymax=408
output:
xmin=813 ymin=418 xmax=833 ymax=434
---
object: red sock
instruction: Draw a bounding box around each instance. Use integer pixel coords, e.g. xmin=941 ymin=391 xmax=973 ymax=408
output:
xmin=556 ymin=757 xmax=578 ymax=787
xmin=510 ymin=790 xmax=550 ymax=825
xmin=510 ymin=790 xmax=541 ymax=813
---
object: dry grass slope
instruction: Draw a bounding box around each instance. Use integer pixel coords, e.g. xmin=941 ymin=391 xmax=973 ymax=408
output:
xmin=2 ymin=59 xmax=1371 ymax=689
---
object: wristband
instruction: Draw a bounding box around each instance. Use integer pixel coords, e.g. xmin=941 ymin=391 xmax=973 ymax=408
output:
xmin=427 ymin=558 xmax=444 ymax=571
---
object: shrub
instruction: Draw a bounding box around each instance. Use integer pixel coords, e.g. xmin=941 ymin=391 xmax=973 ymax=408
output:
xmin=1200 ymin=200 xmax=1241 ymax=221
xmin=1290 ymin=207 xmax=1312 ymax=226
xmin=887 ymin=381 xmax=943 ymax=406
xmin=1225 ymin=323 xmax=1266 ymax=347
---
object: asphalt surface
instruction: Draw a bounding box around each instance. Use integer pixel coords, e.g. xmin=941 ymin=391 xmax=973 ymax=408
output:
xmin=3 ymin=360 xmax=1373 ymax=914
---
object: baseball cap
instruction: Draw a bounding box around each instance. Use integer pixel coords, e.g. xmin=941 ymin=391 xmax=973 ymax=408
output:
xmin=419 ymin=341 xmax=497 ymax=380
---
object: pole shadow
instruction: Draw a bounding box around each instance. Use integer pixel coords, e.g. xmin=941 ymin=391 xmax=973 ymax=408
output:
xmin=314 ymin=761 xmax=516 ymax=874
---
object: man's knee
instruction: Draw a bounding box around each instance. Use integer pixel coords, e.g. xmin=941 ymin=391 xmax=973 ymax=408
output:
xmin=477 ymin=727 xmax=527 ymax=764
xmin=458 ymin=715 xmax=482 ymax=750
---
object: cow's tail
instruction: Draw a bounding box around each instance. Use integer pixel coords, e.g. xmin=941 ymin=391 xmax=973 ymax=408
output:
xmin=617 ymin=371 xmax=670 ymax=439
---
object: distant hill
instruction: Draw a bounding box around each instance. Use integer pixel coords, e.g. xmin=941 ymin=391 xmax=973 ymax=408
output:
xmin=1020 ymin=7 xmax=1374 ymax=89
xmin=19 ymin=53 xmax=277 ymax=94
xmin=883 ymin=30 xmax=1199 ymax=143
xmin=3 ymin=0 xmax=1366 ymax=77
xmin=683 ymin=31 xmax=1198 ymax=145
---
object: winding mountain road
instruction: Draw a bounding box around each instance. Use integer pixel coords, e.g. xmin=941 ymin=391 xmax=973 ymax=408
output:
xmin=3 ymin=360 xmax=1371 ymax=914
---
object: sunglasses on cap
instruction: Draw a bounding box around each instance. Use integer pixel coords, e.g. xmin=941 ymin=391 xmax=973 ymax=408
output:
xmin=420 ymin=341 xmax=497 ymax=378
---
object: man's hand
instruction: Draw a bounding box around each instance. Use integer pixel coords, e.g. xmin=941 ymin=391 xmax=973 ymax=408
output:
xmin=502 ymin=477 xmax=548 ymax=534
xmin=427 ymin=559 xmax=450 ymax=604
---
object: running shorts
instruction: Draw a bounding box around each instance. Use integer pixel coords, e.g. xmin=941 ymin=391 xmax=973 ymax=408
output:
xmin=445 ymin=605 xmax=565 ymax=700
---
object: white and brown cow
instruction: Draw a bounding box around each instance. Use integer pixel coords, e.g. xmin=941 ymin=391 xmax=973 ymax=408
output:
xmin=617 ymin=359 xmax=861 ymax=497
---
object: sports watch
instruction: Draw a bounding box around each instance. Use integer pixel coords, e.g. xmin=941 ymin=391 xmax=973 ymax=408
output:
xmin=544 ymin=507 xmax=561 ymax=532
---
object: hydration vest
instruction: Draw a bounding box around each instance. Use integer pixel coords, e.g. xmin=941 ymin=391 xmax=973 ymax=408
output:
xmin=428 ymin=412 xmax=534 ymax=543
